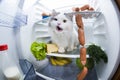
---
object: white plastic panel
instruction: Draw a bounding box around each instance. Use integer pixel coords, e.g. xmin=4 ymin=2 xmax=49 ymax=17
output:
xmin=95 ymin=0 xmax=120 ymax=80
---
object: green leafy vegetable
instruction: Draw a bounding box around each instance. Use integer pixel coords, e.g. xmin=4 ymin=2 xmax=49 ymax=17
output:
xmin=30 ymin=42 xmax=47 ymax=60
xmin=87 ymin=44 xmax=108 ymax=64
xmin=76 ymin=58 xmax=95 ymax=70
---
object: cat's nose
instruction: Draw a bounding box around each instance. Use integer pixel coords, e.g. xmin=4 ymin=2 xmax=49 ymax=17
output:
xmin=57 ymin=23 xmax=61 ymax=25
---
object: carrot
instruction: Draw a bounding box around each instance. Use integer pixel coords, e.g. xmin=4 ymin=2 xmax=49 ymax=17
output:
xmin=80 ymin=47 xmax=86 ymax=65
xmin=77 ymin=66 xmax=88 ymax=80
xmin=78 ymin=29 xmax=85 ymax=46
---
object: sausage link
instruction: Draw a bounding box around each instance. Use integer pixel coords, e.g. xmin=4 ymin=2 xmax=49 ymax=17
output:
xmin=77 ymin=66 xmax=88 ymax=80
xmin=75 ymin=14 xmax=84 ymax=29
xmin=78 ymin=29 xmax=85 ymax=46
xmin=80 ymin=47 xmax=86 ymax=65
xmin=89 ymin=7 xmax=94 ymax=11
xmin=72 ymin=7 xmax=80 ymax=12
xmin=80 ymin=4 xmax=90 ymax=11
xmin=75 ymin=7 xmax=80 ymax=12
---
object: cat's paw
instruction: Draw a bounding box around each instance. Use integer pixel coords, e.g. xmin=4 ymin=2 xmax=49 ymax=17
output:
xmin=58 ymin=47 xmax=65 ymax=53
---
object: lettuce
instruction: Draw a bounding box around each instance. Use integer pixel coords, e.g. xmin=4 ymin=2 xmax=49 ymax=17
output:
xmin=30 ymin=42 xmax=47 ymax=60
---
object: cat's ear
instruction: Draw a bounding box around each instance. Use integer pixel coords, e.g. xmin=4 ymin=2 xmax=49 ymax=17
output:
xmin=64 ymin=13 xmax=74 ymax=21
xmin=51 ymin=9 xmax=60 ymax=16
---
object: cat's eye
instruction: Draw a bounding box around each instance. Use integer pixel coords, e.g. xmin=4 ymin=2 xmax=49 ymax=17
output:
xmin=53 ymin=18 xmax=57 ymax=21
xmin=63 ymin=20 xmax=67 ymax=23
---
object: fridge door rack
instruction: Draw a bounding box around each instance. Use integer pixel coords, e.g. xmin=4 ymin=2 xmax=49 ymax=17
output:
xmin=0 ymin=11 xmax=27 ymax=28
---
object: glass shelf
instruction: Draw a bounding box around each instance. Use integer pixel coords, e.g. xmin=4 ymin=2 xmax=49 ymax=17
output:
xmin=65 ymin=11 xmax=101 ymax=19
xmin=36 ymin=11 xmax=101 ymax=24
xmin=19 ymin=59 xmax=98 ymax=80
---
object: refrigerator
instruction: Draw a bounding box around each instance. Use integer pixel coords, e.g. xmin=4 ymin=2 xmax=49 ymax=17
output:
xmin=0 ymin=0 xmax=120 ymax=80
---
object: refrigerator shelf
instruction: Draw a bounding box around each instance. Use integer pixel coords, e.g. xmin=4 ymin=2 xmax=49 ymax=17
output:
xmin=36 ymin=11 xmax=101 ymax=24
xmin=65 ymin=11 xmax=101 ymax=19
xmin=46 ymin=53 xmax=89 ymax=58
xmin=0 ymin=11 xmax=27 ymax=28
xmin=19 ymin=59 xmax=98 ymax=80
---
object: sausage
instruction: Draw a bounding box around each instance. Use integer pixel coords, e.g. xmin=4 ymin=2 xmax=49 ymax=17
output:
xmin=75 ymin=14 xmax=84 ymax=29
xmin=77 ymin=66 xmax=88 ymax=80
xmin=72 ymin=7 xmax=80 ymax=12
xmin=75 ymin=7 xmax=80 ymax=12
xmin=89 ymin=7 xmax=94 ymax=11
xmin=78 ymin=29 xmax=85 ymax=46
xmin=80 ymin=47 xmax=86 ymax=65
xmin=80 ymin=4 xmax=90 ymax=11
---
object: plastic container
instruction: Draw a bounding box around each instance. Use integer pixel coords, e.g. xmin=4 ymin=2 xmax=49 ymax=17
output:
xmin=0 ymin=44 xmax=22 ymax=80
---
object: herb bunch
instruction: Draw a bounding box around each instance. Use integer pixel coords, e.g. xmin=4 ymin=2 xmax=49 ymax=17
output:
xmin=87 ymin=44 xmax=108 ymax=64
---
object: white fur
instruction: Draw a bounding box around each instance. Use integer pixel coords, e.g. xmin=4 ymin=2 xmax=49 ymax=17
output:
xmin=48 ymin=13 xmax=79 ymax=53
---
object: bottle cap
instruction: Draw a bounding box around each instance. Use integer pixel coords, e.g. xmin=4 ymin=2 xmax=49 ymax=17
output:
xmin=0 ymin=44 xmax=8 ymax=51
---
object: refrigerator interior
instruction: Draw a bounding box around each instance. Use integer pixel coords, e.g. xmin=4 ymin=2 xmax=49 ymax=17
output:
xmin=0 ymin=0 xmax=120 ymax=80
xmin=21 ymin=0 xmax=120 ymax=80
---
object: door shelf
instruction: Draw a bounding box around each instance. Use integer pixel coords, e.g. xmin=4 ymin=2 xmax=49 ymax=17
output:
xmin=0 ymin=11 xmax=27 ymax=28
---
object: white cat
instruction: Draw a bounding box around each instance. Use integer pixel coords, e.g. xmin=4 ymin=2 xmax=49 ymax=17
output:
xmin=48 ymin=10 xmax=79 ymax=53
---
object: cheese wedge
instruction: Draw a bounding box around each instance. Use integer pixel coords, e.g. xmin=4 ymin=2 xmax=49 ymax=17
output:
xmin=47 ymin=44 xmax=58 ymax=53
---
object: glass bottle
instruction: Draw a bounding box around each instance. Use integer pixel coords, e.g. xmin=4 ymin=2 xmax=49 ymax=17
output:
xmin=0 ymin=44 xmax=21 ymax=80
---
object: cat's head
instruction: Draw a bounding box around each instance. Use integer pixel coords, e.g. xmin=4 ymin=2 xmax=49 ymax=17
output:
xmin=49 ymin=10 xmax=73 ymax=32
